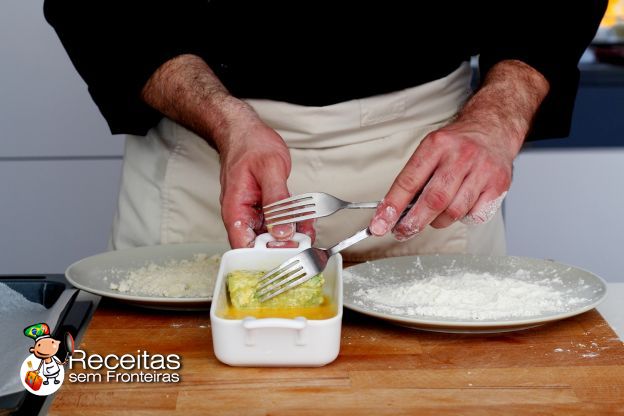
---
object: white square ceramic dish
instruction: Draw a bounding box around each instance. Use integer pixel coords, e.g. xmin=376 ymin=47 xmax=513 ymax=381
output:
xmin=210 ymin=233 xmax=343 ymax=367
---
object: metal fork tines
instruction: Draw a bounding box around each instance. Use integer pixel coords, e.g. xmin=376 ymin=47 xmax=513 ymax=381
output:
xmin=256 ymin=227 xmax=372 ymax=302
xmin=263 ymin=192 xmax=379 ymax=227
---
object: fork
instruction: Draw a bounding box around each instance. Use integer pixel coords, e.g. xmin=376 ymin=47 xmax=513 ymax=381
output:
xmin=263 ymin=192 xmax=414 ymax=227
xmin=255 ymin=227 xmax=371 ymax=302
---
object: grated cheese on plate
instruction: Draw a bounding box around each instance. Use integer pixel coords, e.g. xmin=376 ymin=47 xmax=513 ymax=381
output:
xmin=108 ymin=254 xmax=221 ymax=298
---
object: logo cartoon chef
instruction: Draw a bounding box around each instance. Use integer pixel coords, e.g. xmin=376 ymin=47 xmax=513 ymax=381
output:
xmin=21 ymin=323 xmax=68 ymax=394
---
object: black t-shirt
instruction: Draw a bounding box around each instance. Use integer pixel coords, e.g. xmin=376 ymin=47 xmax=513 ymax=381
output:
xmin=43 ymin=1 xmax=606 ymax=140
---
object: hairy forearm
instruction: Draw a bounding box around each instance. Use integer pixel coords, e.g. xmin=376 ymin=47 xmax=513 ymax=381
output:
xmin=457 ymin=59 xmax=550 ymax=156
xmin=141 ymin=54 xmax=259 ymax=151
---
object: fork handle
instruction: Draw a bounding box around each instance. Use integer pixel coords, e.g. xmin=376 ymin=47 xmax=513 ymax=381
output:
xmin=327 ymin=199 xmax=420 ymax=255
xmin=327 ymin=227 xmax=372 ymax=257
xmin=345 ymin=201 xmax=380 ymax=209
xmin=346 ymin=201 xmax=415 ymax=210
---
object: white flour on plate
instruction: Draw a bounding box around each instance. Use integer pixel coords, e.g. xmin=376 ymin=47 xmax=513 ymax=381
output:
xmin=108 ymin=254 xmax=221 ymax=297
xmin=351 ymin=270 xmax=588 ymax=320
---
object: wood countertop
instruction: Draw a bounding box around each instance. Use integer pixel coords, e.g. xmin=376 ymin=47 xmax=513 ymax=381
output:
xmin=49 ymin=299 xmax=624 ymax=415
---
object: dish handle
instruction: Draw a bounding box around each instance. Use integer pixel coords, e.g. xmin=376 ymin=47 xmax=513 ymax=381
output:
xmin=242 ymin=317 xmax=308 ymax=346
xmin=242 ymin=317 xmax=307 ymax=330
xmin=253 ymin=233 xmax=311 ymax=250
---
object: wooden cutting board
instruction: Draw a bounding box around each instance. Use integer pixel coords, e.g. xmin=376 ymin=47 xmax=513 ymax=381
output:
xmin=49 ymin=300 xmax=624 ymax=415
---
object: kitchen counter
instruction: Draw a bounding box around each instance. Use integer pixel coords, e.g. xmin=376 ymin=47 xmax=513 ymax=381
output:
xmin=49 ymin=295 xmax=624 ymax=415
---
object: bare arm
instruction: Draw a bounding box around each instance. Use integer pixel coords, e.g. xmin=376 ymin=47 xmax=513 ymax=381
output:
xmin=457 ymin=59 xmax=550 ymax=159
xmin=370 ymin=60 xmax=549 ymax=239
xmin=141 ymin=55 xmax=253 ymax=151
xmin=140 ymin=55 xmax=314 ymax=247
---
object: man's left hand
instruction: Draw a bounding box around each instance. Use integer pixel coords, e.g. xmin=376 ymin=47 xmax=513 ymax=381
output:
xmin=369 ymin=60 xmax=550 ymax=240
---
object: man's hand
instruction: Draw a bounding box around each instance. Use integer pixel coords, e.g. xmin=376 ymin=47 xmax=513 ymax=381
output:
xmin=369 ymin=60 xmax=550 ymax=240
xmin=212 ymin=105 xmax=317 ymax=248
xmin=217 ymin=114 xmax=295 ymax=248
xmin=141 ymin=54 xmax=315 ymax=247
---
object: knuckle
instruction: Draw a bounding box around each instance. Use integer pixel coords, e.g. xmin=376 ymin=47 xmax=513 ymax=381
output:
xmin=458 ymin=141 xmax=479 ymax=160
xmin=426 ymin=131 xmax=450 ymax=147
xmin=394 ymin=172 xmax=421 ymax=194
xmin=405 ymin=152 xmax=425 ymax=171
xmin=478 ymin=158 xmax=511 ymax=191
xmin=439 ymin=170 xmax=456 ymax=187
xmin=257 ymin=154 xmax=290 ymax=175
xmin=423 ymin=189 xmax=451 ymax=212
xmin=479 ymin=156 xmax=496 ymax=171
xmin=445 ymin=205 xmax=465 ymax=222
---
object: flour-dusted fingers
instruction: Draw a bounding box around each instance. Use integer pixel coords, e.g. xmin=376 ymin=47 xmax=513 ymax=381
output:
xmin=392 ymin=164 xmax=468 ymax=241
xmin=217 ymin=118 xmax=294 ymax=248
xmin=369 ymin=139 xmax=442 ymax=236
xmin=221 ymin=184 xmax=264 ymax=248
xmin=430 ymin=172 xmax=486 ymax=229
xmin=461 ymin=189 xmax=508 ymax=225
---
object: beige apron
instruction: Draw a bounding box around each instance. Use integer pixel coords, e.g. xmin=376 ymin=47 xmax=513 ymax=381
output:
xmin=110 ymin=62 xmax=506 ymax=261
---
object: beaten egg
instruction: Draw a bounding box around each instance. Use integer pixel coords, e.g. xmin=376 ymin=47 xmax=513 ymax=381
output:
xmin=218 ymin=269 xmax=337 ymax=320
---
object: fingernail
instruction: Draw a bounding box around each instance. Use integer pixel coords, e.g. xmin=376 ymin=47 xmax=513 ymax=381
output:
xmin=394 ymin=233 xmax=416 ymax=242
xmin=267 ymin=240 xmax=299 ymax=249
xmin=233 ymin=220 xmax=257 ymax=247
xmin=243 ymin=227 xmax=256 ymax=247
xmin=393 ymin=230 xmax=419 ymax=242
xmin=270 ymin=223 xmax=295 ymax=240
xmin=392 ymin=224 xmax=420 ymax=242
xmin=371 ymin=202 xmax=399 ymax=236
xmin=370 ymin=218 xmax=389 ymax=236
xmin=268 ymin=241 xmax=289 ymax=248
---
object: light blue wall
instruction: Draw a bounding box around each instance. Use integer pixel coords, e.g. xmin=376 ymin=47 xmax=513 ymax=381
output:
xmin=0 ymin=0 xmax=123 ymax=274
xmin=507 ymin=149 xmax=624 ymax=283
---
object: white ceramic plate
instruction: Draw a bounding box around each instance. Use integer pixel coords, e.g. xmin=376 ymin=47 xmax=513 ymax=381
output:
xmin=343 ymin=255 xmax=608 ymax=333
xmin=65 ymin=242 xmax=229 ymax=311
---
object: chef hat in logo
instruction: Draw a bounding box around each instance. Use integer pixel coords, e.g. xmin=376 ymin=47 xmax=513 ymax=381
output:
xmin=23 ymin=323 xmax=51 ymax=342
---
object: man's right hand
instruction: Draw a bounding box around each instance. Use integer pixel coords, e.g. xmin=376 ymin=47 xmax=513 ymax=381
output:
xmin=141 ymin=55 xmax=314 ymax=248
xmin=218 ymin=114 xmax=296 ymax=248
xmin=216 ymin=109 xmax=317 ymax=248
